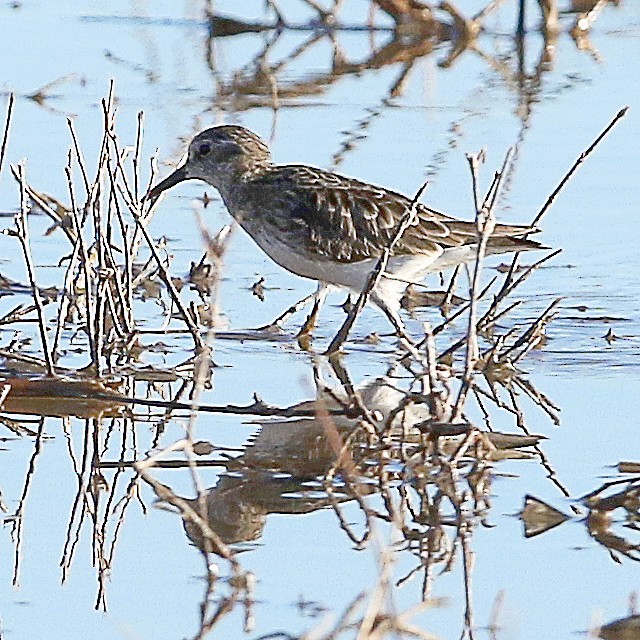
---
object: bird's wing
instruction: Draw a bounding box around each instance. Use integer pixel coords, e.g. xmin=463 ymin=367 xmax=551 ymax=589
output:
xmin=262 ymin=165 xmax=538 ymax=263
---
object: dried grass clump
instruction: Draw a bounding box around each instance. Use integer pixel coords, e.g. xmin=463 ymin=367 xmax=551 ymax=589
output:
xmin=0 ymin=80 xmax=629 ymax=640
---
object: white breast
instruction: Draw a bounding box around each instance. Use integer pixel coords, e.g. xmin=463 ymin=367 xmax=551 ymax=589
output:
xmin=244 ymin=225 xmax=444 ymax=312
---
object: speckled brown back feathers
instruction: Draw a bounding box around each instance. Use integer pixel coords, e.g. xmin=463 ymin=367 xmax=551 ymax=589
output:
xmin=235 ymin=163 xmax=542 ymax=263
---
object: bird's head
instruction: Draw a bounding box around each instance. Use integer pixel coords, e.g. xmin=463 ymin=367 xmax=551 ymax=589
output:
xmin=146 ymin=125 xmax=272 ymax=202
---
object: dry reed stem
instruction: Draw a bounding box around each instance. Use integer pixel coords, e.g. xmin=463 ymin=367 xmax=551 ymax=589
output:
xmin=47 ymin=87 xmax=137 ymax=371
xmin=9 ymin=173 xmax=77 ymax=243
xmin=133 ymin=111 xmax=144 ymax=201
xmin=0 ymin=93 xmax=14 ymax=183
xmin=451 ymin=152 xmax=503 ymax=422
xmin=4 ymin=84 xmax=218 ymax=379
xmin=537 ymin=0 xmax=559 ymax=35
xmin=485 ymin=248 xmax=561 ymax=324
xmin=108 ymin=179 xmax=135 ymax=333
xmin=440 ymin=264 xmax=460 ymax=317
xmin=531 ymin=106 xmax=628 ymax=228
xmin=66 ymin=117 xmax=91 ymax=196
xmin=435 ymin=245 xmax=558 ymax=364
xmin=50 ymin=123 xmax=108 ymax=364
xmin=422 ymin=324 xmax=441 ymax=414
xmin=0 ymin=384 xmax=11 ymax=410
xmin=263 ymin=291 xmax=317 ymax=329
xmin=501 ymin=297 xmax=560 ymax=363
xmin=65 ymin=161 xmax=99 ymax=371
xmin=472 ymin=0 xmax=508 ymax=23
xmin=127 ymin=200 xmax=205 ymax=351
xmin=430 ymin=277 xmax=497 ymax=339
xmin=0 ymin=303 xmax=38 ymax=326
xmin=11 ymin=164 xmax=56 ymax=377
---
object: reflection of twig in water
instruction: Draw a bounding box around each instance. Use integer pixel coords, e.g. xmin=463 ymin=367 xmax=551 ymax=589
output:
xmin=139 ymin=470 xmax=253 ymax=634
xmin=10 ymin=418 xmax=46 ymax=588
xmin=133 ymin=200 xmax=258 ymax=638
xmin=523 ymin=471 xmax=639 ymax=562
xmin=0 ymin=412 xmax=41 ymax=438
xmin=315 ymin=334 xmax=517 ymax=635
xmin=331 ymin=99 xmax=392 ymax=169
xmin=25 ymin=74 xmax=81 ymax=115
xmin=59 ymin=415 xmax=133 ymax=609
xmin=581 ymin=476 xmax=640 ymax=563
xmin=207 ymin=11 xmax=451 ymax=113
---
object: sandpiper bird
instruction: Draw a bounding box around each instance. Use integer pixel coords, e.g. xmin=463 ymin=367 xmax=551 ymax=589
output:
xmin=147 ymin=126 xmax=543 ymax=334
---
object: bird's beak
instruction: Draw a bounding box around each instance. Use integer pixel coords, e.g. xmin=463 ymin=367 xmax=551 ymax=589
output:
xmin=145 ymin=164 xmax=190 ymax=203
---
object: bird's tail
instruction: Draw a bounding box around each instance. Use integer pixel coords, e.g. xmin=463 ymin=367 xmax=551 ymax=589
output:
xmin=485 ymin=233 xmax=548 ymax=255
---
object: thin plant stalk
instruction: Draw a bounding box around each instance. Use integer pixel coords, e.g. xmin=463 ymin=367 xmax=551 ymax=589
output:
xmin=531 ymin=106 xmax=628 ymax=228
xmin=12 ymin=163 xmax=56 ymax=377
xmin=0 ymin=93 xmax=15 ymax=184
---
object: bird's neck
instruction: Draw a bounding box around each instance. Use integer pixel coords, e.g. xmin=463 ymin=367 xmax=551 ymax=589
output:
xmin=216 ymin=161 xmax=274 ymax=217
xmin=214 ymin=162 xmax=275 ymax=203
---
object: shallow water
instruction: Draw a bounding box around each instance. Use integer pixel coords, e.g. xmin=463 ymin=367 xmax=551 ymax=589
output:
xmin=1 ymin=2 xmax=639 ymax=639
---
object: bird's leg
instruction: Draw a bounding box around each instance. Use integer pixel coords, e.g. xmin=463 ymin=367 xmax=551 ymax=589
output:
xmin=258 ymin=291 xmax=317 ymax=331
xmin=371 ymin=293 xmax=415 ymax=345
xmin=297 ymin=283 xmax=329 ymax=338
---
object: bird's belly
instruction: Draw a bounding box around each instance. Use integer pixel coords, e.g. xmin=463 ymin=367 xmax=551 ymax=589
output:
xmin=247 ymin=227 xmax=373 ymax=290
xmin=244 ymin=224 xmax=443 ymax=298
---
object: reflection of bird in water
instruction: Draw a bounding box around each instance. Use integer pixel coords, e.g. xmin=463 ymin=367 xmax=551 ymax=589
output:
xmin=171 ymin=368 xmax=543 ymax=554
xmin=179 ymin=376 xmax=408 ymax=552
xmin=148 ymin=125 xmax=543 ymax=335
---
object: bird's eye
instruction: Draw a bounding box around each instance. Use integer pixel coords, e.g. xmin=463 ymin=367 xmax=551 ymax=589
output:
xmin=198 ymin=142 xmax=211 ymax=156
